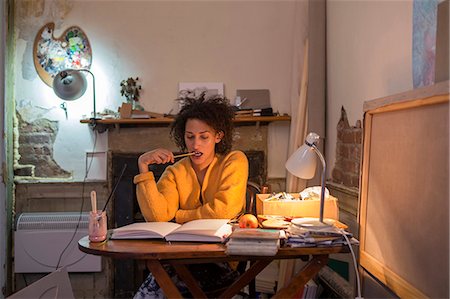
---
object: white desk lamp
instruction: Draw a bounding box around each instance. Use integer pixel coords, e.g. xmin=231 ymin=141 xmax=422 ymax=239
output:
xmin=52 ymin=69 xmax=97 ymax=120
xmin=285 ymin=132 xmax=330 ymax=227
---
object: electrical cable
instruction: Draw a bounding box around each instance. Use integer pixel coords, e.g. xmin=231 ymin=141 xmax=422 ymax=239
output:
xmin=22 ymin=273 xmax=28 ymax=287
xmin=55 ymin=131 xmax=98 ymax=270
xmin=339 ymin=228 xmax=363 ymax=299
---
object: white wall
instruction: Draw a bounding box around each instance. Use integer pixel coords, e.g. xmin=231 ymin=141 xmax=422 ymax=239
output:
xmin=326 ymin=0 xmax=413 ymax=177
xmin=14 ymin=0 xmax=418 ymax=182
xmin=14 ymin=0 xmax=302 ymax=181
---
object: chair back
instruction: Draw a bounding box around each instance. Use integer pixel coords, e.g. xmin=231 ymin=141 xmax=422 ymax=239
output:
xmin=245 ymin=181 xmax=261 ymax=215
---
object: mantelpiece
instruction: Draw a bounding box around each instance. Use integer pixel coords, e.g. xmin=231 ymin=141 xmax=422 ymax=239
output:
xmin=80 ymin=115 xmax=291 ymax=131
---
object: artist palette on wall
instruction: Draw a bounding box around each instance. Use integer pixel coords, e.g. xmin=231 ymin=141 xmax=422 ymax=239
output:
xmin=33 ymin=22 xmax=92 ymax=87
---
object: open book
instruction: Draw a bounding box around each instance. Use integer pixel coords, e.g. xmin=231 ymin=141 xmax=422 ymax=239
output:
xmin=111 ymin=219 xmax=231 ymax=242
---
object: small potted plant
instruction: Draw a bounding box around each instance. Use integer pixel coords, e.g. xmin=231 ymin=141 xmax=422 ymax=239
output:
xmin=120 ymin=77 xmax=142 ymax=109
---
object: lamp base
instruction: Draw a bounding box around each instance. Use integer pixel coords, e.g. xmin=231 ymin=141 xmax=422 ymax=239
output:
xmin=291 ymin=217 xmax=334 ymax=229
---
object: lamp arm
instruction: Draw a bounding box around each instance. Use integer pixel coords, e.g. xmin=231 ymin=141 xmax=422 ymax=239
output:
xmin=79 ymin=69 xmax=96 ymax=119
xmin=312 ymin=144 xmax=326 ymax=223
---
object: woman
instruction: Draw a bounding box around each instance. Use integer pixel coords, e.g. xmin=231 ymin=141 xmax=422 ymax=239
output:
xmin=133 ymin=95 xmax=249 ymax=298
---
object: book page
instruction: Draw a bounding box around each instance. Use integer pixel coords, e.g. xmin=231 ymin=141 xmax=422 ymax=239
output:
xmin=111 ymin=222 xmax=180 ymax=239
xmin=165 ymin=219 xmax=231 ymax=242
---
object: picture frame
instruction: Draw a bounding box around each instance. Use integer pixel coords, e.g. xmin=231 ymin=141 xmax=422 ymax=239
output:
xmin=178 ymin=82 xmax=224 ymax=99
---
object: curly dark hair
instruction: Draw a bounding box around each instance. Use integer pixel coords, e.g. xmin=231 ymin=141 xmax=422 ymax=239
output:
xmin=170 ymin=94 xmax=235 ymax=154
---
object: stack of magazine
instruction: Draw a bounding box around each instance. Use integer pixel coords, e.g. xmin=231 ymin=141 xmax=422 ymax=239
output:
xmin=285 ymin=222 xmax=358 ymax=248
xmin=225 ymin=228 xmax=282 ymax=256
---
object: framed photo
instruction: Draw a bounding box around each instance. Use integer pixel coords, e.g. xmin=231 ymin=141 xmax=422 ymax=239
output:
xmin=178 ymin=82 xmax=224 ymax=99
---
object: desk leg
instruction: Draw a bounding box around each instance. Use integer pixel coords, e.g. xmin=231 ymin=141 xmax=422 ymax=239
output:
xmin=146 ymin=260 xmax=183 ymax=299
xmin=171 ymin=264 xmax=208 ymax=299
xmin=219 ymin=259 xmax=273 ymax=299
xmin=273 ymin=255 xmax=329 ymax=299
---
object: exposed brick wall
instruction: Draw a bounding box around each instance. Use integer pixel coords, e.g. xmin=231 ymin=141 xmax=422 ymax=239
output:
xmin=331 ymin=106 xmax=362 ymax=188
xmin=15 ymin=112 xmax=71 ymax=178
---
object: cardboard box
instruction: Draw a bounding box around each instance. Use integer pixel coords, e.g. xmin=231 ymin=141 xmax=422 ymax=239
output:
xmin=256 ymin=193 xmax=339 ymax=220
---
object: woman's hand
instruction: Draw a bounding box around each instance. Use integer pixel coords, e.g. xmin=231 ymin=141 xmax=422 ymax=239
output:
xmin=138 ymin=148 xmax=175 ymax=173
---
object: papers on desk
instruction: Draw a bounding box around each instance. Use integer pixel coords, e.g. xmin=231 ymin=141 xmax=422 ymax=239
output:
xmin=285 ymin=222 xmax=358 ymax=248
xmin=225 ymin=228 xmax=282 ymax=256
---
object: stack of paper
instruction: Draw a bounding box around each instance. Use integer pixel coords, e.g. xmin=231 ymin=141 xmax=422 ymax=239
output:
xmin=256 ymin=260 xmax=279 ymax=294
xmin=225 ymin=228 xmax=281 ymax=256
xmin=301 ymin=279 xmax=318 ymax=298
xmin=234 ymin=108 xmax=274 ymax=117
xmin=285 ymin=223 xmax=357 ymax=248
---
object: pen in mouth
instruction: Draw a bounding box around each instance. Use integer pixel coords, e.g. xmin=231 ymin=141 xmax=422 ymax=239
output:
xmin=173 ymin=152 xmax=195 ymax=158
xmin=173 ymin=152 xmax=202 ymax=158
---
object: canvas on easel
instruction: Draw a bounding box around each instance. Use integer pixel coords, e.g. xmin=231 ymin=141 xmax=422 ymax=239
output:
xmin=359 ymin=81 xmax=449 ymax=298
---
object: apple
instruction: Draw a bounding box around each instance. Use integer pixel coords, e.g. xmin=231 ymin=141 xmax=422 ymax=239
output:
xmin=239 ymin=214 xmax=259 ymax=228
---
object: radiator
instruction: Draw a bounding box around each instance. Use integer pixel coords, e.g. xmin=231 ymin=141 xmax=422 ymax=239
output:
xmin=14 ymin=212 xmax=101 ymax=273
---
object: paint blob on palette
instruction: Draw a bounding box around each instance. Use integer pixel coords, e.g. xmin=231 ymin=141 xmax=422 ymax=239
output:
xmin=33 ymin=22 xmax=92 ymax=87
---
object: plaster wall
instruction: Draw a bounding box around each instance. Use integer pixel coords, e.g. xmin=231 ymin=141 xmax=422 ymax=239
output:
xmin=326 ymin=0 xmax=413 ymax=177
xmin=13 ymin=0 xmax=306 ymax=181
xmin=1 ymin=0 xmax=6 ymax=294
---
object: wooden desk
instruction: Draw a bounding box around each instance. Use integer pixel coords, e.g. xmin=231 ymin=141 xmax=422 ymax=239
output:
xmin=79 ymin=236 xmax=348 ymax=298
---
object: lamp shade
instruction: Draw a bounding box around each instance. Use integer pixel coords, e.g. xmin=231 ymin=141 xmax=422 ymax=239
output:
xmin=285 ymin=132 xmax=329 ymax=226
xmin=285 ymin=144 xmax=317 ymax=179
xmin=52 ymin=70 xmax=87 ymax=101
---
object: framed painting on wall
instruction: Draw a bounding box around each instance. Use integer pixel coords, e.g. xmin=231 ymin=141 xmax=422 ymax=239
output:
xmin=412 ymin=0 xmax=439 ymax=88
xmin=178 ymin=82 xmax=224 ymax=99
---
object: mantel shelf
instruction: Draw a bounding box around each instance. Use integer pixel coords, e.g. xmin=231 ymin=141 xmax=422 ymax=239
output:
xmin=80 ymin=115 xmax=291 ymax=131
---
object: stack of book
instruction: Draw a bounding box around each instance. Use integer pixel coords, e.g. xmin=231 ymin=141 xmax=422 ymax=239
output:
xmin=225 ymin=228 xmax=281 ymax=256
xmin=285 ymin=223 xmax=357 ymax=248
xmin=234 ymin=108 xmax=274 ymax=117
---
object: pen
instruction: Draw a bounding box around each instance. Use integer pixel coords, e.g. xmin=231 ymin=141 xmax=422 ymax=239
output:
xmin=229 ymin=212 xmax=243 ymax=224
xmin=173 ymin=152 xmax=196 ymax=158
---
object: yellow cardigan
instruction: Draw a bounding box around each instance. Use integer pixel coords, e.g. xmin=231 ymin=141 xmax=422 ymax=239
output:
xmin=134 ymin=150 xmax=249 ymax=224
